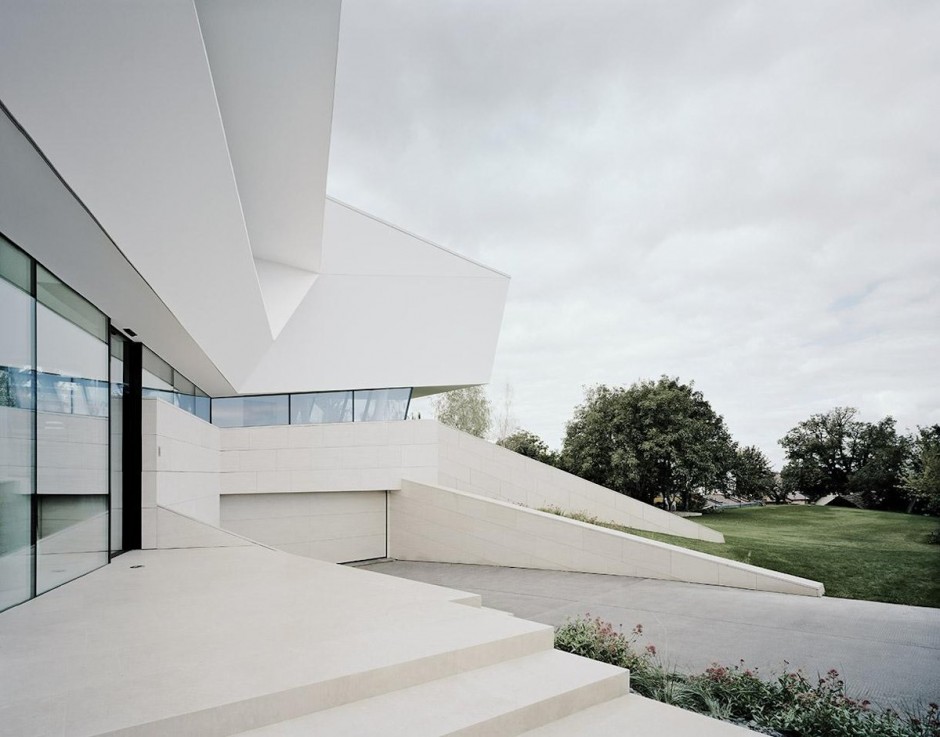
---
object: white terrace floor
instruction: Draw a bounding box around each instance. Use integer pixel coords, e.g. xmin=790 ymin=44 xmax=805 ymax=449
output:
xmin=0 ymin=545 xmax=759 ymax=737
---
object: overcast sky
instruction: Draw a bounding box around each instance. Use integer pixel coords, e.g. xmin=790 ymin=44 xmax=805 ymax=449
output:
xmin=327 ymin=0 xmax=940 ymax=467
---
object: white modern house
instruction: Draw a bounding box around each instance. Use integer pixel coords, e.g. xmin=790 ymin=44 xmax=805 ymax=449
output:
xmin=0 ymin=3 xmax=819 ymax=735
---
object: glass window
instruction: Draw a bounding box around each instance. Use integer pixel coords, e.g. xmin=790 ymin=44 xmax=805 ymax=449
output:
xmin=35 ymin=301 xmax=109 ymax=417
xmin=291 ymin=391 xmax=353 ymax=424
xmin=36 ymin=494 xmax=109 ymax=594
xmin=35 ymin=276 xmax=109 ymax=593
xmin=141 ymin=348 xmax=210 ymax=422
xmin=109 ymin=333 xmax=125 ymax=554
xmin=0 ymin=264 xmax=34 ymax=611
xmin=142 ymin=347 xmax=173 ymax=391
xmin=1 ymin=243 xmax=120 ymax=607
xmin=0 ymin=235 xmax=31 ymax=293
xmin=353 ymin=388 xmax=412 ymax=422
xmin=172 ymin=371 xmax=194 ymax=396
xmin=211 ymin=395 xmax=289 ymax=428
xmin=193 ymin=395 xmax=211 ymax=423
xmin=36 ymin=265 xmax=107 ymax=342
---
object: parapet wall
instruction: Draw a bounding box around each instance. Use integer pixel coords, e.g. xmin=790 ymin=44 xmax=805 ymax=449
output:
xmin=144 ymin=407 xmax=812 ymax=595
xmin=215 ymin=418 xmax=723 ymax=543
xmin=142 ymin=399 xmax=222 ymax=548
xmin=390 ymin=480 xmax=824 ymax=597
xmin=435 ymin=425 xmax=724 ymax=543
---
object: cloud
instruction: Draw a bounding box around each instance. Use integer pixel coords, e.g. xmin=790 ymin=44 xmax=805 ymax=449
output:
xmin=329 ymin=0 xmax=940 ymax=466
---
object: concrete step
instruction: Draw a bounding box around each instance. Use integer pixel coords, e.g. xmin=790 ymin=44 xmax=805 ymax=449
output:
xmin=519 ymin=693 xmax=761 ymax=736
xmin=231 ymin=649 xmax=628 ymax=737
xmin=95 ymin=606 xmax=554 ymax=736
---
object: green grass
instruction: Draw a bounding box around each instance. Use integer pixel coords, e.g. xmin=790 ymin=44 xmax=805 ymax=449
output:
xmin=541 ymin=505 xmax=940 ymax=608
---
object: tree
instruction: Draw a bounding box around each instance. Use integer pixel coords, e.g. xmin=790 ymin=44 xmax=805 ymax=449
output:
xmin=433 ymin=386 xmax=492 ymax=438
xmin=560 ymin=377 xmax=736 ymax=511
xmin=905 ymin=425 xmax=940 ymax=515
xmin=846 ymin=417 xmax=910 ymax=509
xmin=732 ymin=445 xmax=776 ymax=501
xmin=779 ymin=406 xmax=857 ymax=503
xmin=778 ymin=407 xmax=910 ymax=508
xmin=498 ymin=429 xmax=557 ymax=465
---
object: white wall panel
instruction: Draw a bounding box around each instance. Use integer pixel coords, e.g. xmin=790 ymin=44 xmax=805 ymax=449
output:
xmin=435 ymin=424 xmax=726 ymax=543
xmin=142 ymin=399 xmax=221 ymax=535
xmin=390 ymin=481 xmax=824 ymax=597
xmin=221 ymin=491 xmax=386 ymax=563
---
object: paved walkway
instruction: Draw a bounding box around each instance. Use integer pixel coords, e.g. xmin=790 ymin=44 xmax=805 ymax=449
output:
xmin=362 ymin=561 xmax=940 ymax=711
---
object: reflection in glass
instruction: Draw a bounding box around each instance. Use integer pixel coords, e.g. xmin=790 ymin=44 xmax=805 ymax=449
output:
xmin=142 ymin=347 xmax=173 ymax=390
xmin=36 ymin=265 xmax=107 ymax=342
xmin=354 ymin=388 xmax=411 ymax=422
xmin=211 ymin=395 xmax=289 ymax=428
xmin=0 ymin=260 xmax=34 ymax=612
xmin=36 ymin=495 xmax=108 ymax=594
xmin=141 ymin=347 xmax=209 ymax=422
xmin=35 ymin=272 xmax=109 ymax=593
xmin=36 ymin=373 xmax=108 ymax=416
xmin=110 ymin=334 xmax=125 ymax=553
xmin=210 ymin=388 xmax=414 ymax=428
xmin=194 ymin=394 xmax=210 ymax=423
xmin=291 ymin=391 xmax=353 ymax=424
xmin=0 ymin=237 xmax=31 ymax=292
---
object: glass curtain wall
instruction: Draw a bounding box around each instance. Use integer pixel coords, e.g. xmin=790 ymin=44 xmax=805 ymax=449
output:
xmin=211 ymin=388 xmax=412 ymax=429
xmin=353 ymin=388 xmax=411 ymax=423
xmin=0 ymin=240 xmax=34 ymax=611
xmin=212 ymin=395 xmax=289 ymax=428
xmin=0 ymin=235 xmax=112 ymax=610
xmin=291 ymin=391 xmax=352 ymax=424
xmin=109 ymin=333 xmax=125 ymax=554
xmin=142 ymin=347 xmax=209 ymax=422
xmin=35 ymin=265 xmax=110 ymax=594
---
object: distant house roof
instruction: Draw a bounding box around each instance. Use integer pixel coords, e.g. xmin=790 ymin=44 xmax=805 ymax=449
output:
xmin=816 ymin=493 xmax=865 ymax=509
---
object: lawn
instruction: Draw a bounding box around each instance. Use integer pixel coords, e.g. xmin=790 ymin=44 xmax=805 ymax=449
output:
xmin=547 ymin=505 xmax=940 ymax=608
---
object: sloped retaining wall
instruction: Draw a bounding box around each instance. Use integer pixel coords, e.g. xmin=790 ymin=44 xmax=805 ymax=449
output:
xmin=390 ymin=480 xmax=824 ymax=597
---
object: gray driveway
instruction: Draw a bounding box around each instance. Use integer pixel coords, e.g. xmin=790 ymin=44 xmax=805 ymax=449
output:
xmin=361 ymin=561 xmax=940 ymax=712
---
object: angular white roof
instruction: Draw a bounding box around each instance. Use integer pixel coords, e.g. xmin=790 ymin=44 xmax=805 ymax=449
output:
xmin=0 ymin=0 xmax=508 ymax=395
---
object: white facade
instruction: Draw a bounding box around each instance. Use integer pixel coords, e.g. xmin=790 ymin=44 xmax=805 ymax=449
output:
xmin=0 ymin=0 xmax=515 ymax=619
xmin=0 ymin=5 xmax=808 ymax=734
xmin=0 ymin=0 xmax=509 ymax=397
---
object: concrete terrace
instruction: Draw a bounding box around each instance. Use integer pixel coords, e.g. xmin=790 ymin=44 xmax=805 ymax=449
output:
xmin=0 ymin=544 xmax=761 ymax=737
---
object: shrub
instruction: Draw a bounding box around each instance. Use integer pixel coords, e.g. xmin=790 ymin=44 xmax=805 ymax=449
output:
xmin=554 ymin=615 xmax=940 ymax=737
xmin=538 ymin=506 xmax=603 ymax=526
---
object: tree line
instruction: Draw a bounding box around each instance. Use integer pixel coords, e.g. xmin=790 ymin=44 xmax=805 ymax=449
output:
xmin=433 ymin=379 xmax=939 ymax=515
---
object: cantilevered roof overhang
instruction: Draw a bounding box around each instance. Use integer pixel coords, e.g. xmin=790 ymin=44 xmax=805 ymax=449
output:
xmin=0 ymin=0 xmax=508 ymax=397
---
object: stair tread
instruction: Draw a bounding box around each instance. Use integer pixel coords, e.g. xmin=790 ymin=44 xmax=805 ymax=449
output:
xmin=233 ymin=650 xmax=628 ymax=736
xmin=519 ymin=693 xmax=761 ymax=736
xmin=72 ymin=602 xmax=554 ymax=736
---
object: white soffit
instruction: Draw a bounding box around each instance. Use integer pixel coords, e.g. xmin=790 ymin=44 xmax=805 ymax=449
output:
xmin=239 ymin=206 xmax=510 ymax=394
xmin=0 ymin=0 xmax=273 ymax=388
xmin=240 ymin=271 xmax=510 ymax=394
xmin=320 ymin=199 xmax=510 ymax=279
xmin=194 ymin=0 xmax=340 ymax=274
xmin=0 ymin=108 xmax=234 ymax=395
xmin=253 ymin=258 xmax=319 ymax=339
